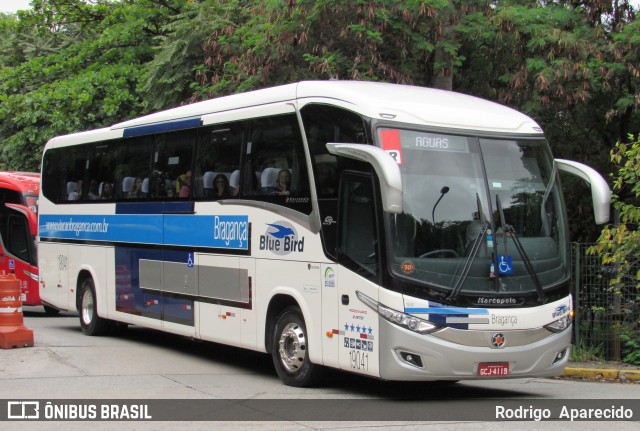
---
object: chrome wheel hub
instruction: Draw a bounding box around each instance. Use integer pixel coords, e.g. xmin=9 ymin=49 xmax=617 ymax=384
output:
xmin=81 ymin=288 xmax=94 ymax=325
xmin=278 ymin=322 xmax=306 ymax=372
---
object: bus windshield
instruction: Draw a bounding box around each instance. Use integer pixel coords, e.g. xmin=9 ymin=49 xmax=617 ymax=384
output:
xmin=380 ymin=128 xmax=569 ymax=298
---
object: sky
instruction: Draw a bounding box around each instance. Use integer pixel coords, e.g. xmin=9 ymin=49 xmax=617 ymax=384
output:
xmin=0 ymin=0 xmax=33 ymax=14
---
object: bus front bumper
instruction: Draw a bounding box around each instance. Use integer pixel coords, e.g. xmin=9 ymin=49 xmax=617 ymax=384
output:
xmin=378 ymin=318 xmax=571 ymax=381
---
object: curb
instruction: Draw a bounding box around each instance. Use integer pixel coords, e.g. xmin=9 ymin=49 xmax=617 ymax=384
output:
xmin=562 ymin=367 xmax=640 ymax=382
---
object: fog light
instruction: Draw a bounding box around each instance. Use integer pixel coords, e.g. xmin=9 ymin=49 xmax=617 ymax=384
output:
xmin=553 ymin=348 xmax=568 ymax=364
xmin=398 ymin=350 xmax=423 ymax=368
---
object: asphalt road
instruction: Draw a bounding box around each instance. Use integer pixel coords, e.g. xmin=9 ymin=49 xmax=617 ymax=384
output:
xmin=1 ymin=307 xmax=638 ymax=430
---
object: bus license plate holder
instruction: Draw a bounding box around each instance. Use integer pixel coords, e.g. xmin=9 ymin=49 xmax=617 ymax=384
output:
xmin=478 ymin=362 xmax=509 ymax=377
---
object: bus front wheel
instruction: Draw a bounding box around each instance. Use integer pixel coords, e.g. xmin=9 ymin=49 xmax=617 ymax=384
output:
xmin=272 ymin=306 xmax=321 ymax=387
xmin=79 ymin=278 xmax=110 ymax=336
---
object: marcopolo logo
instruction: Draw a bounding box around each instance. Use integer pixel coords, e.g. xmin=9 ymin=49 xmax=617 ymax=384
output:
xmin=259 ymin=221 xmax=304 ymax=255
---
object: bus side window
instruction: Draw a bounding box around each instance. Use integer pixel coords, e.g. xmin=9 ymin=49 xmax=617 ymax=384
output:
xmin=117 ymin=136 xmax=153 ymax=200
xmin=300 ymin=104 xmax=369 ymax=259
xmin=338 ymin=173 xmax=379 ymax=280
xmin=241 ymin=114 xmax=311 ymax=213
xmin=7 ymin=214 xmax=31 ymax=263
xmin=194 ymin=123 xmax=243 ymax=200
xmin=87 ymin=143 xmax=116 ymax=203
xmin=151 ymin=130 xmax=195 ymax=199
xmin=42 ymin=150 xmax=64 ymax=204
xmin=300 ymin=104 xmax=369 ymax=199
xmin=61 ymin=146 xmax=90 ymax=203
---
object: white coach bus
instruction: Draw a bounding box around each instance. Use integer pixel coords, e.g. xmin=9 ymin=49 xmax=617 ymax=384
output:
xmin=37 ymin=81 xmax=610 ymax=386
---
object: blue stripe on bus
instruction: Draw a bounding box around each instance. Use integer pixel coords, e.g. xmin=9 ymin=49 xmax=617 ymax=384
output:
xmin=116 ymin=202 xmax=164 ymax=214
xmin=405 ymin=307 xmax=489 ymax=330
xmin=122 ymin=117 xmax=202 ymax=138
xmin=404 ymin=307 xmax=489 ymax=315
xmin=39 ymin=214 xmax=249 ymax=250
xmin=116 ymin=201 xmax=193 ymax=214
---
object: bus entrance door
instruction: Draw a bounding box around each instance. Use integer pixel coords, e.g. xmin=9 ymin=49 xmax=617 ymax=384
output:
xmin=336 ymin=173 xmax=380 ymax=378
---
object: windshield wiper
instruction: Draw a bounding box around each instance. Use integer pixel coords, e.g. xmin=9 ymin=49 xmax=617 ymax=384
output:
xmin=495 ymin=195 xmax=547 ymax=304
xmin=448 ymin=194 xmax=489 ymax=301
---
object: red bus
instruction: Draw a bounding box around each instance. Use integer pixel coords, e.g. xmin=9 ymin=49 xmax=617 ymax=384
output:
xmin=0 ymin=172 xmax=49 ymax=313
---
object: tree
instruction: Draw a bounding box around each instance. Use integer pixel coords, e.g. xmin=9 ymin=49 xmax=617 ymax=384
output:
xmin=0 ymin=0 xmax=187 ymax=170
xmin=453 ymin=0 xmax=639 ymax=241
xmin=191 ymin=0 xmax=484 ymax=99
xmin=590 ymin=135 xmax=640 ymax=289
xmin=1 ymin=1 xmax=638 ymax=238
xmin=137 ymin=0 xmax=235 ymax=112
xmin=589 ymin=135 xmax=640 ymax=364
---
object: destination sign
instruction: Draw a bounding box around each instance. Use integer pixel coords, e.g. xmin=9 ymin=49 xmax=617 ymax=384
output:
xmin=398 ymin=129 xmax=469 ymax=153
xmin=379 ymin=128 xmax=470 ymax=165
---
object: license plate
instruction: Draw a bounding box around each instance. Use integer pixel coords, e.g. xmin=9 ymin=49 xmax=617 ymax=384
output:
xmin=478 ymin=362 xmax=510 ymax=377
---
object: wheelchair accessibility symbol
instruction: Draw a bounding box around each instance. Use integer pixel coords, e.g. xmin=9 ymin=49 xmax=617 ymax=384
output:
xmin=497 ymin=255 xmax=512 ymax=275
xmin=187 ymin=253 xmax=194 ymax=268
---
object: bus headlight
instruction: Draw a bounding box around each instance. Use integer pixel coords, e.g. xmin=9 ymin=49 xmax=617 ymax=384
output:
xmin=356 ymin=291 xmax=440 ymax=334
xmin=544 ymin=312 xmax=573 ymax=333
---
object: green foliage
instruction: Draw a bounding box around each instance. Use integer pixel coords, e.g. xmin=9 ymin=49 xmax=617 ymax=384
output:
xmin=589 ymin=136 xmax=640 ymax=291
xmin=0 ymin=0 xmax=186 ymax=170
xmin=191 ymin=0 xmax=479 ymax=98
xmin=570 ymin=341 xmax=605 ymax=362
xmin=454 ymin=0 xmax=640 ymax=241
xmin=138 ymin=0 xmax=241 ymax=111
xmin=620 ymin=326 xmax=640 ymax=365
xmin=588 ymin=136 xmax=640 ymax=366
xmin=0 ymin=0 xmax=639 ymax=212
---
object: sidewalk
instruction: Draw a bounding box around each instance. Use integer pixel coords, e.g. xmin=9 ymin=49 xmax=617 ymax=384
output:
xmin=562 ymin=361 xmax=640 ymax=382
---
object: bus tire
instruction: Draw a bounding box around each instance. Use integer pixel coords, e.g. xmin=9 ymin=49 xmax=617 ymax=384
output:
xmin=78 ymin=277 xmax=110 ymax=336
xmin=272 ymin=306 xmax=321 ymax=387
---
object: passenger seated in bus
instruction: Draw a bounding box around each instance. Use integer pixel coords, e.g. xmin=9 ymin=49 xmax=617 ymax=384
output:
xmin=176 ymin=170 xmax=192 ymax=193
xmin=128 ymin=177 xmax=145 ymax=199
xmin=274 ymin=169 xmax=291 ymax=195
xmin=176 ymin=170 xmax=191 ymax=196
xmin=67 ymin=180 xmax=82 ymax=201
xmin=213 ymin=174 xmax=232 ymax=198
xmin=100 ymin=182 xmax=114 ymax=200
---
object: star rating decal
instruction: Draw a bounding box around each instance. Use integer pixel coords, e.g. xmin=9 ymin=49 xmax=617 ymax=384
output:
xmin=344 ymin=322 xmax=373 ymax=335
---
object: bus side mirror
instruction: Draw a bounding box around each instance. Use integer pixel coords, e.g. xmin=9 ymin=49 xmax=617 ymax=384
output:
xmin=555 ymin=159 xmax=611 ymax=224
xmin=326 ymin=143 xmax=403 ymax=214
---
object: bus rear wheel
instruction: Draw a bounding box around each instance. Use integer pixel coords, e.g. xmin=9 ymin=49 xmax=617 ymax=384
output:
xmin=79 ymin=278 xmax=110 ymax=336
xmin=272 ymin=306 xmax=321 ymax=387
